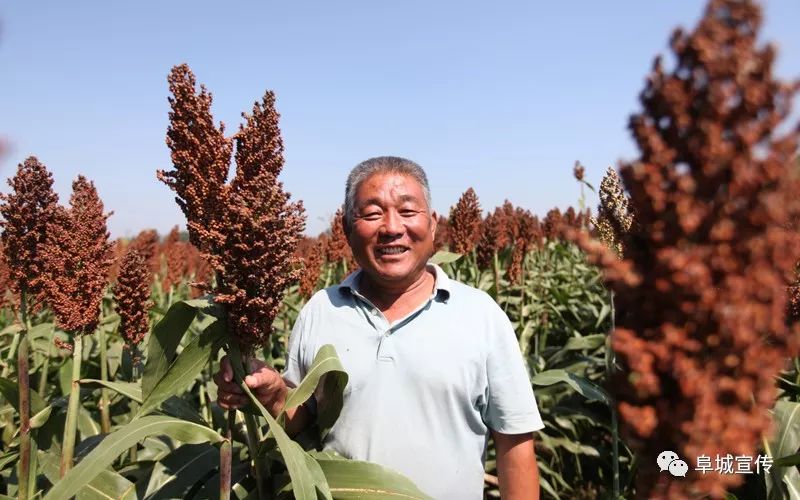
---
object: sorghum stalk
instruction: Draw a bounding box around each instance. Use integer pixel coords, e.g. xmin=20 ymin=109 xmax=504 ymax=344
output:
xmin=99 ymin=325 xmax=111 ymax=433
xmin=60 ymin=336 xmax=83 ymax=476
xmin=17 ymin=288 xmax=32 ymax=500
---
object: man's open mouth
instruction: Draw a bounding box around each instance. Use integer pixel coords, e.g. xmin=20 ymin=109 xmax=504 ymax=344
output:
xmin=376 ymin=246 xmax=409 ymax=256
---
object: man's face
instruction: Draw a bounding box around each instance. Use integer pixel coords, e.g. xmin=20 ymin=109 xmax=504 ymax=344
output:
xmin=347 ymin=172 xmax=437 ymax=287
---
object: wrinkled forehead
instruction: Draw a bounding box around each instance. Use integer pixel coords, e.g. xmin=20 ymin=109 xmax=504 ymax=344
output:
xmin=354 ymin=172 xmax=427 ymax=206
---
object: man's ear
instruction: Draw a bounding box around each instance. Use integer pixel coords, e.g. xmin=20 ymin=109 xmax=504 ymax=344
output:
xmin=430 ymin=210 xmax=438 ymax=239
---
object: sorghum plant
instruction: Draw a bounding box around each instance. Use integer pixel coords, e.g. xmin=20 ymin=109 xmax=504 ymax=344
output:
xmin=325 ymin=207 xmax=356 ymax=276
xmin=159 ymin=64 xmax=305 ymax=499
xmin=593 ymin=167 xmax=634 ymax=256
xmin=161 ymin=227 xmax=191 ymax=293
xmin=566 ymin=1 xmax=800 ymax=497
xmin=476 ymin=212 xmax=503 ymax=271
xmin=299 ymin=240 xmax=324 ymax=299
xmin=41 ymin=175 xmax=114 ymax=476
xmin=212 ymin=90 xmax=305 ymax=348
xmin=433 ymin=214 xmax=449 ymax=251
xmin=158 ymin=64 xmax=232 ymax=277
xmin=115 ymin=249 xmax=152 ymax=349
xmin=0 ymin=156 xmax=58 ymax=500
xmin=127 ymin=229 xmax=160 ymax=276
xmin=448 ymin=187 xmax=482 ymax=254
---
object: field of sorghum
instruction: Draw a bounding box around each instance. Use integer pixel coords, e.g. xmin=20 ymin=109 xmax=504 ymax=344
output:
xmin=0 ymin=0 xmax=798 ymax=498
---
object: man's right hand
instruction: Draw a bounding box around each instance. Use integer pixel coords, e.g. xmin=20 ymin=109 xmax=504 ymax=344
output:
xmin=213 ymin=355 xmax=289 ymax=418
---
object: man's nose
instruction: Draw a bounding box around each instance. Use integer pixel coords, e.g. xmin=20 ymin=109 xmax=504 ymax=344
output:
xmin=380 ymin=210 xmax=404 ymax=236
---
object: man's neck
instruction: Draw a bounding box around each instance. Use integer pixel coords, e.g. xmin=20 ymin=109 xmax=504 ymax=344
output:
xmin=358 ymin=267 xmax=435 ymax=312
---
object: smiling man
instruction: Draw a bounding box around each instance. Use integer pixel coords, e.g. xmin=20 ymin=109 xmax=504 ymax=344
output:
xmin=215 ymin=156 xmax=543 ymax=499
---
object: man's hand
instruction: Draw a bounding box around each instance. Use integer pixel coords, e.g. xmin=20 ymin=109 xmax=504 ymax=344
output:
xmin=213 ymin=356 xmax=288 ymax=417
xmin=492 ymin=430 xmax=540 ymax=500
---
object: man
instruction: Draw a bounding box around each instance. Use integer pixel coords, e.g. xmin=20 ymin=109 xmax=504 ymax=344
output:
xmin=215 ymin=156 xmax=543 ymax=499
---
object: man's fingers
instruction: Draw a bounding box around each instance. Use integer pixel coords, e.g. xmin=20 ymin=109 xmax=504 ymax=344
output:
xmin=212 ymin=372 xmax=243 ymax=395
xmin=243 ymin=365 xmax=281 ymax=390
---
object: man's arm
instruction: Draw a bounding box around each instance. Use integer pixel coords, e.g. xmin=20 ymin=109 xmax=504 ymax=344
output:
xmin=491 ymin=430 xmax=540 ymax=500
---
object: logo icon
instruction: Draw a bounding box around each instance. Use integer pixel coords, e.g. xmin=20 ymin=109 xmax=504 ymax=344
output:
xmin=657 ymin=450 xmax=688 ymax=477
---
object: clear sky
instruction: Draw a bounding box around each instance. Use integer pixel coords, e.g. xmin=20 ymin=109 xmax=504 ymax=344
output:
xmin=2 ymin=1 xmax=798 ymax=238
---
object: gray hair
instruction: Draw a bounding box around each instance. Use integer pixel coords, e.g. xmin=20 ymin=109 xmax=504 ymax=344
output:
xmin=343 ymin=156 xmax=433 ymax=233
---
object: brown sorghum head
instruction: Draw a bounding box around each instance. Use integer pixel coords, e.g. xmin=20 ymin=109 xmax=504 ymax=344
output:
xmin=128 ymin=229 xmax=160 ymax=276
xmin=42 ymin=176 xmax=114 ymax=335
xmin=542 ymin=208 xmax=563 ymax=241
xmin=158 ymin=64 xmax=231 ymax=272
xmin=476 ymin=212 xmax=503 ymax=270
xmin=506 ymin=238 xmax=526 ymax=286
xmin=0 ymin=156 xmax=59 ymax=303
xmin=594 ymin=167 xmax=634 ymax=256
xmin=299 ymin=240 xmax=325 ymax=299
xmin=326 ymin=207 xmax=350 ymax=263
xmin=114 ymin=249 xmax=152 ymax=346
xmin=209 ymin=90 xmax=306 ymax=347
xmin=448 ymin=187 xmax=482 ymax=254
xmin=566 ymin=1 xmax=800 ymax=496
xmin=433 ymin=214 xmax=450 ymax=252
xmin=573 ymin=160 xmax=585 ymax=181
xmin=162 ymin=240 xmax=190 ymax=292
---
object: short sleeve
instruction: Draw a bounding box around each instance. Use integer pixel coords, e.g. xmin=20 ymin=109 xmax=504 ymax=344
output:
xmin=482 ymin=305 xmax=544 ymax=434
xmin=282 ymin=308 xmax=308 ymax=388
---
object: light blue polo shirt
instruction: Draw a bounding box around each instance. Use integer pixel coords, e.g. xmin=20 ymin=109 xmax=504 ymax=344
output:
xmin=283 ymin=264 xmax=544 ymax=500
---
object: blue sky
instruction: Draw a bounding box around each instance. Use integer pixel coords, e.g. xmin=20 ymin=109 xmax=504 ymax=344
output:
xmin=2 ymin=1 xmax=798 ymax=238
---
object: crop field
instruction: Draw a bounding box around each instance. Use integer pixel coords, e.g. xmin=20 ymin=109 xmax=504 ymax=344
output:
xmin=0 ymin=0 xmax=798 ymax=499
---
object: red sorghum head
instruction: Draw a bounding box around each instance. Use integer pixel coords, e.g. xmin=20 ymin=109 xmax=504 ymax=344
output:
xmin=566 ymin=1 xmax=800 ymax=496
xmin=0 ymin=157 xmax=59 ymax=304
xmin=42 ymin=176 xmax=114 ymax=335
xmin=448 ymin=188 xmax=482 ymax=254
xmin=114 ymin=249 xmax=152 ymax=347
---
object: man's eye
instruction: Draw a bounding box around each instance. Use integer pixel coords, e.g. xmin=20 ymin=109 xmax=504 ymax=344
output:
xmin=362 ymin=212 xmax=382 ymax=220
xmin=401 ymin=210 xmax=420 ymax=217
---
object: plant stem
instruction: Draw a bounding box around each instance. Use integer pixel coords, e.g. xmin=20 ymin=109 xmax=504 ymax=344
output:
xmin=492 ymin=251 xmax=501 ymax=300
xmin=244 ymin=412 xmax=265 ymax=500
xmin=60 ymin=334 xmax=83 ymax=477
xmin=607 ymin=290 xmax=620 ymax=499
xmin=128 ymin=344 xmax=140 ymax=464
xmin=220 ymin=411 xmax=234 ymax=500
xmin=17 ymin=289 xmax=32 ymax=500
xmin=37 ymin=325 xmax=55 ymax=397
xmin=99 ymin=326 xmax=111 ymax=434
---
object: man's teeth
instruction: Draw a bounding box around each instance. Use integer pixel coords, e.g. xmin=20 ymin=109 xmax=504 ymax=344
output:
xmin=378 ymin=247 xmax=406 ymax=255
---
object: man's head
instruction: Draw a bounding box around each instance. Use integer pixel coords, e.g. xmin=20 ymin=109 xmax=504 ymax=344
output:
xmin=343 ymin=156 xmax=437 ymax=288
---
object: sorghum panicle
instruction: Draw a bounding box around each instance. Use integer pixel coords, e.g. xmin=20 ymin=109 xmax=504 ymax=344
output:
xmin=567 ymin=1 xmax=800 ymax=496
xmin=594 ymin=167 xmax=634 ymax=256
xmin=127 ymin=229 xmax=160 ymax=276
xmin=448 ymin=188 xmax=482 ymax=254
xmin=0 ymin=157 xmax=59 ymax=303
xmin=573 ymin=161 xmax=585 ymax=181
xmin=299 ymin=240 xmax=325 ymax=299
xmin=158 ymin=64 xmax=232 ymax=274
xmin=42 ymin=176 xmax=114 ymax=335
xmin=211 ymin=90 xmax=306 ymax=348
xmin=114 ymin=249 xmax=152 ymax=346
xmin=476 ymin=212 xmax=502 ymax=270
xmin=433 ymin=215 xmax=450 ymax=252
xmin=542 ymin=208 xmax=563 ymax=241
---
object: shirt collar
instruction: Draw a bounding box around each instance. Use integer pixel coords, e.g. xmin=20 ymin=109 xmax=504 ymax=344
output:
xmin=339 ymin=263 xmax=452 ymax=302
